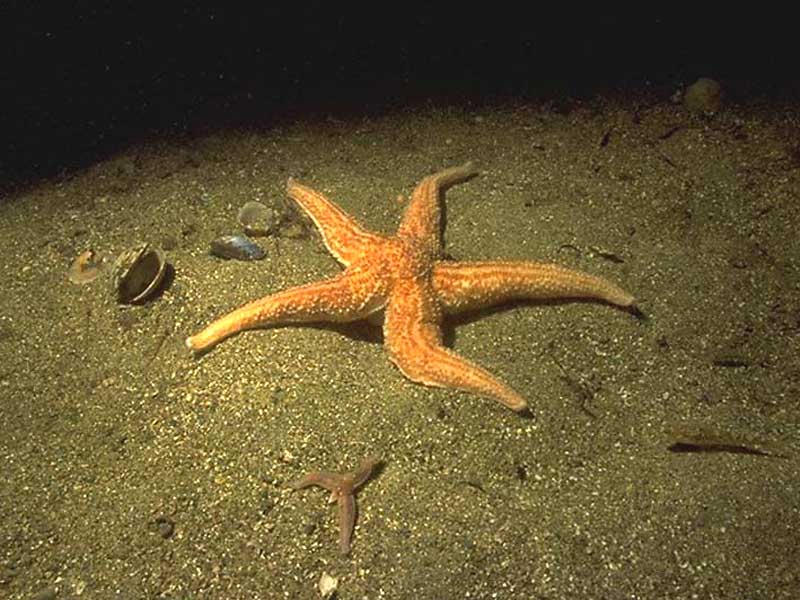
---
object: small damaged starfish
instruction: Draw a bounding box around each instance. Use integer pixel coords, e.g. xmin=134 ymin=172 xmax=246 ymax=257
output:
xmin=288 ymin=457 xmax=380 ymax=555
xmin=186 ymin=163 xmax=635 ymax=412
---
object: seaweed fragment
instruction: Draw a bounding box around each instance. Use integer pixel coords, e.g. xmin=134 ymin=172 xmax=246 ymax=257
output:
xmin=667 ymin=425 xmax=788 ymax=458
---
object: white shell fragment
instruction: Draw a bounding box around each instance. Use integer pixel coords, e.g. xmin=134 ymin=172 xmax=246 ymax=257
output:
xmin=318 ymin=571 xmax=338 ymax=599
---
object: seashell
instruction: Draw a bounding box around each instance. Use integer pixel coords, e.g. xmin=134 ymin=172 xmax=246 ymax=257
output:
xmin=237 ymin=201 xmax=281 ymax=237
xmin=209 ymin=235 xmax=265 ymax=261
xmin=110 ymin=242 xmax=167 ymax=304
xmin=68 ymin=249 xmax=103 ymax=284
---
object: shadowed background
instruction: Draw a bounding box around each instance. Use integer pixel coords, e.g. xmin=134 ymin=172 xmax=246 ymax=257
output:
xmin=2 ymin=4 xmax=796 ymax=186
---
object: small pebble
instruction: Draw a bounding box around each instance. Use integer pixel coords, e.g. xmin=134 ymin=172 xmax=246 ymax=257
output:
xmin=684 ymin=77 xmax=723 ymax=115
xmin=154 ymin=515 xmax=175 ymax=539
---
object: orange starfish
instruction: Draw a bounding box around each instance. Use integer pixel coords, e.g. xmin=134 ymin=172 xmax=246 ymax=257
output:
xmin=186 ymin=163 xmax=635 ymax=412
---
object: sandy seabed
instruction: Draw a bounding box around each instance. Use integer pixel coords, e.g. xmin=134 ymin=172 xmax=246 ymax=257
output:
xmin=1 ymin=91 xmax=799 ymax=599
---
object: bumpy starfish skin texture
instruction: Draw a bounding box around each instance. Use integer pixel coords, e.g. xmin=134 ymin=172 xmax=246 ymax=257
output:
xmin=289 ymin=457 xmax=380 ymax=555
xmin=186 ymin=163 xmax=635 ymax=412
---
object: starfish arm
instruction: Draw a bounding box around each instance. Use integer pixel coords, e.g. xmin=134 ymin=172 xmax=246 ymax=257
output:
xmin=396 ymin=162 xmax=478 ymax=247
xmin=384 ymin=280 xmax=528 ymax=412
xmin=350 ymin=457 xmax=380 ymax=489
xmin=432 ymin=260 xmax=635 ymax=314
xmin=288 ymin=471 xmax=343 ymax=491
xmin=186 ymin=268 xmax=387 ymax=352
xmin=337 ymin=493 xmax=357 ymax=555
xmin=287 ymin=178 xmax=386 ymax=266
